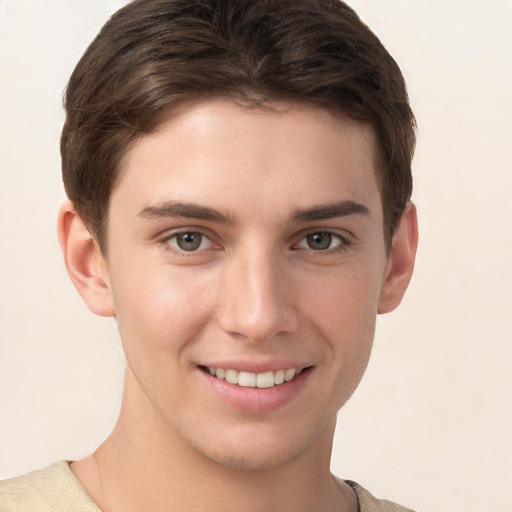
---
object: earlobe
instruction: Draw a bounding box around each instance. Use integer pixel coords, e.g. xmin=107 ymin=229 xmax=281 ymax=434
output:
xmin=378 ymin=202 xmax=418 ymax=314
xmin=57 ymin=200 xmax=115 ymax=317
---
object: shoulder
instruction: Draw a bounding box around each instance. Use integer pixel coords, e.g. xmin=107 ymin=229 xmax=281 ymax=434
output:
xmin=344 ymin=480 xmax=418 ymax=512
xmin=0 ymin=461 xmax=100 ymax=512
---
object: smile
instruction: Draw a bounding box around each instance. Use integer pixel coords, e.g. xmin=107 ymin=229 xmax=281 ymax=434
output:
xmin=204 ymin=366 xmax=303 ymax=388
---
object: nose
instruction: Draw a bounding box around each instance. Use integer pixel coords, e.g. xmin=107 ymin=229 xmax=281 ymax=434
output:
xmin=217 ymin=246 xmax=298 ymax=343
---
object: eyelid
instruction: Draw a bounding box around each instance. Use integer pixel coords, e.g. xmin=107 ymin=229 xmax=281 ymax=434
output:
xmin=159 ymin=227 xmax=222 ymax=254
xmin=292 ymin=228 xmax=352 ymax=253
xmin=157 ymin=225 xmax=353 ymax=257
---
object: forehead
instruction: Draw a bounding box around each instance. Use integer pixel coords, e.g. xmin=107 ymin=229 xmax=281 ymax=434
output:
xmin=113 ymin=99 xmax=381 ymax=223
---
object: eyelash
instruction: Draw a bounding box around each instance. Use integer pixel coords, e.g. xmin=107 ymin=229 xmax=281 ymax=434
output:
xmin=160 ymin=229 xmax=218 ymax=255
xmin=159 ymin=229 xmax=351 ymax=256
xmin=293 ymin=231 xmax=351 ymax=255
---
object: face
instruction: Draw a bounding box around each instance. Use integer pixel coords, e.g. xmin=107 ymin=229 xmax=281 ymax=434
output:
xmin=100 ymin=99 xmax=392 ymax=470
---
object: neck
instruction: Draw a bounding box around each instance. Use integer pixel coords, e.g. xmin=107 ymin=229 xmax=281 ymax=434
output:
xmin=72 ymin=370 xmax=357 ymax=512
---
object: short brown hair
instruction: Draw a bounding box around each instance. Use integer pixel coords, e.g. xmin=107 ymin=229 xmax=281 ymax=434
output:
xmin=61 ymin=0 xmax=415 ymax=252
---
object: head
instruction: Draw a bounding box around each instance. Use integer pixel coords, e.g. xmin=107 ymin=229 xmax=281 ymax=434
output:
xmin=58 ymin=0 xmax=418 ymax=472
xmin=61 ymin=0 xmax=415 ymax=254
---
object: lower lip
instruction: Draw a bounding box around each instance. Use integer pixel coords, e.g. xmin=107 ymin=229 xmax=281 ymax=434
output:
xmin=199 ymin=368 xmax=311 ymax=413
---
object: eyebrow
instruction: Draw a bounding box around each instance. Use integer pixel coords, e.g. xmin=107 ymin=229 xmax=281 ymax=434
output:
xmin=138 ymin=200 xmax=234 ymax=224
xmin=137 ymin=199 xmax=369 ymax=225
xmin=291 ymin=200 xmax=370 ymax=222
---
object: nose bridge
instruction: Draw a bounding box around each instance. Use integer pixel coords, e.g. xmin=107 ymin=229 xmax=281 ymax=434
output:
xmin=219 ymin=241 xmax=297 ymax=342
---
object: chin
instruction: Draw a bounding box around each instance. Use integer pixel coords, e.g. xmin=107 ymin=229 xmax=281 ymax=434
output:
xmin=200 ymin=441 xmax=307 ymax=472
xmin=187 ymin=417 xmax=335 ymax=473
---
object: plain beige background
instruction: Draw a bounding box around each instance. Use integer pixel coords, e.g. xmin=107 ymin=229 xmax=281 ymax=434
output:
xmin=1 ymin=1 xmax=511 ymax=511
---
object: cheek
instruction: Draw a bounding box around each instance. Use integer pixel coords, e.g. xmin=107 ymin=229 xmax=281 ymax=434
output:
xmin=110 ymin=261 xmax=218 ymax=356
xmin=109 ymin=263 xmax=220 ymax=413
xmin=302 ymin=264 xmax=383 ymax=390
xmin=305 ymin=263 xmax=382 ymax=335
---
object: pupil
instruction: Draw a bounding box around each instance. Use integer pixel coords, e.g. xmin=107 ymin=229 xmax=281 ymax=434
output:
xmin=177 ymin=232 xmax=202 ymax=251
xmin=307 ymin=232 xmax=331 ymax=250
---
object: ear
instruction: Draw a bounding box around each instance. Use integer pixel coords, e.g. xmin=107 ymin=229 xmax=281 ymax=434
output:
xmin=57 ymin=200 xmax=115 ymax=317
xmin=378 ymin=202 xmax=418 ymax=314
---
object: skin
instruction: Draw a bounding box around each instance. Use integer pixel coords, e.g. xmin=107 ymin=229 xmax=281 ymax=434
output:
xmin=59 ymin=99 xmax=418 ymax=512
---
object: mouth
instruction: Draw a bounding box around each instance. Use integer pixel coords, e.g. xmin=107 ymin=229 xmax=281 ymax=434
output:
xmin=200 ymin=366 xmax=309 ymax=389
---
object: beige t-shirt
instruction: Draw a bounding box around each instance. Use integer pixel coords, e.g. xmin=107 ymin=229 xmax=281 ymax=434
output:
xmin=0 ymin=461 xmax=416 ymax=512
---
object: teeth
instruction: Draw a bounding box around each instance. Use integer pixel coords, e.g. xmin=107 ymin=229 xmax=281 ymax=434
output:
xmin=206 ymin=366 xmax=303 ymax=388
xmin=225 ymin=369 xmax=239 ymax=384
xmin=274 ymin=369 xmax=285 ymax=385
xmin=256 ymin=371 xmax=274 ymax=388
xmin=284 ymin=368 xmax=296 ymax=382
xmin=238 ymin=371 xmax=256 ymax=387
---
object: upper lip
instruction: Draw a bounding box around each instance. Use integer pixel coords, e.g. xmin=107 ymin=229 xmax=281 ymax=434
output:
xmin=198 ymin=360 xmax=313 ymax=374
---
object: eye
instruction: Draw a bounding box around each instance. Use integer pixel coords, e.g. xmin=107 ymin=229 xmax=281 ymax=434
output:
xmin=296 ymin=231 xmax=345 ymax=251
xmin=166 ymin=231 xmax=214 ymax=252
